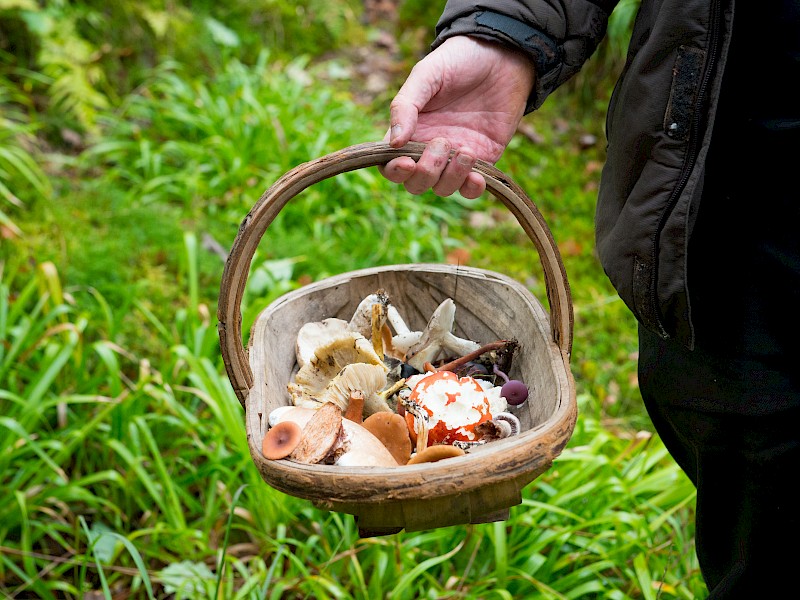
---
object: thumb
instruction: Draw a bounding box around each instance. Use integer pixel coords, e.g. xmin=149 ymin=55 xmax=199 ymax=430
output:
xmin=389 ymin=61 xmax=441 ymax=147
xmin=389 ymin=94 xmax=419 ymax=147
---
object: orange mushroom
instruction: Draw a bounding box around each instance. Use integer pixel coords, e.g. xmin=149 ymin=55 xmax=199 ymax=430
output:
xmin=407 ymin=444 xmax=465 ymax=465
xmin=262 ymin=421 xmax=302 ymax=460
xmin=362 ymin=412 xmax=412 ymax=464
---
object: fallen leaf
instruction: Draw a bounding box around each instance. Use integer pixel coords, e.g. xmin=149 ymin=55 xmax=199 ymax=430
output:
xmin=446 ymin=247 xmax=471 ymax=266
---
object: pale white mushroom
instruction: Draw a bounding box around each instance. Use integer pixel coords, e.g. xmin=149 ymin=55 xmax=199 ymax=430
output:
xmin=289 ymin=330 xmax=388 ymax=412
xmin=297 ymin=331 xmax=386 ymax=376
xmin=268 ymin=406 xmax=399 ymax=467
xmin=323 ymin=362 xmax=393 ymax=415
xmin=386 ymin=305 xmax=411 ymax=335
xmin=404 ymin=299 xmax=481 ymax=371
xmin=390 ymin=330 xmax=425 ymax=357
xmin=295 ymin=317 xmax=349 ymax=367
xmin=382 ymin=304 xmax=423 ymax=357
xmin=289 ymin=361 xmax=392 ymax=416
xmin=347 ymin=291 xmax=390 ymax=338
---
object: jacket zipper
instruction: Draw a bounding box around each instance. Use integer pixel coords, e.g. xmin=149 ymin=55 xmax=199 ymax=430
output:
xmin=649 ymin=0 xmax=724 ymax=338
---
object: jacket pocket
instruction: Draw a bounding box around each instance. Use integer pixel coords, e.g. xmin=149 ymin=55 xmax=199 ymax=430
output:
xmin=663 ymin=45 xmax=706 ymax=141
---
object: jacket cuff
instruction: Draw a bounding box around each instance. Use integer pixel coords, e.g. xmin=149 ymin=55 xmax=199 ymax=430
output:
xmin=432 ymin=10 xmax=563 ymax=113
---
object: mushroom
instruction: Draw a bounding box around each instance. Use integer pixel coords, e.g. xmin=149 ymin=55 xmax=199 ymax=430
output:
xmin=347 ymin=290 xmax=390 ymax=338
xmin=407 ymin=444 xmax=465 ymax=465
xmin=401 ymin=370 xmax=507 ymax=447
xmin=362 ymin=412 xmax=413 ymax=464
xmin=269 ymin=405 xmax=399 ymax=467
xmin=475 ymin=412 xmax=522 ymax=441
xmin=492 ymin=364 xmax=529 ymax=406
xmin=295 ymin=317 xmax=350 ymax=367
xmin=298 ymin=331 xmax=386 ymax=376
xmin=494 ymin=412 xmax=522 ymax=435
xmin=325 ymin=363 xmax=395 ymax=415
xmin=289 ymin=402 xmax=345 ymax=464
xmin=404 ymin=299 xmax=481 ymax=371
xmin=262 ymin=421 xmax=302 ymax=459
xmin=288 ymin=332 xmax=392 ymax=416
xmin=384 ymin=305 xmax=423 ymax=357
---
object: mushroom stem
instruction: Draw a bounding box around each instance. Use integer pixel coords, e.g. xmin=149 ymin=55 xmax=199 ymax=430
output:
xmin=386 ymin=305 xmax=410 ymax=334
xmin=415 ymin=420 xmax=429 ymax=454
xmin=379 ymin=377 xmax=407 ymax=400
xmin=371 ymin=303 xmax=385 ymax=360
xmin=344 ymin=390 xmax=365 ymax=423
xmin=429 ymin=340 xmax=513 ymax=373
xmin=493 ymin=364 xmax=510 ymax=383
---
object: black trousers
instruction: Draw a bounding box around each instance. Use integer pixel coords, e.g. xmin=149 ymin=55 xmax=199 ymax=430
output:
xmin=636 ymin=84 xmax=800 ymax=596
xmin=639 ymin=326 xmax=800 ymax=598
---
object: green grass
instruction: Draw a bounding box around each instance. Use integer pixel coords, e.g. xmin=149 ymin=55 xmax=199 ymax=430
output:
xmin=0 ymin=258 xmax=701 ymax=598
xmin=0 ymin=253 xmax=703 ymax=597
xmin=0 ymin=6 xmax=707 ymax=597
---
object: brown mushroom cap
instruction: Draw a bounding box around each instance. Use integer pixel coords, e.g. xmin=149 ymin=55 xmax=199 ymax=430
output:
xmin=406 ymin=444 xmax=465 ymax=465
xmin=362 ymin=412 xmax=412 ymax=465
xmin=262 ymin=421 xmax=302 ymax=460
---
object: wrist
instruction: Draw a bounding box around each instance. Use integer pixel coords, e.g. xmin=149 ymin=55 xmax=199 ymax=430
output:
xmin=434 ymin=10 xmax=560 ymax=113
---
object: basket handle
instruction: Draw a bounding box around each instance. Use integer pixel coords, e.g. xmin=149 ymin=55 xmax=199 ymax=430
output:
xmin=217 ymin=141 xmax=574 ymax=406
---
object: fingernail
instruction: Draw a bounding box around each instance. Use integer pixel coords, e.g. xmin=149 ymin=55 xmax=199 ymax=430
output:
xmin=456 ymin=152 xmax=475 ymax=167
xmin=390 ymin=124 xmax=403 ymax=145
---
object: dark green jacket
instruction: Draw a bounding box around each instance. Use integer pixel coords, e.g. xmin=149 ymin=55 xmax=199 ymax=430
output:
xmin=434 ymin=0 xmax=733 ymax=348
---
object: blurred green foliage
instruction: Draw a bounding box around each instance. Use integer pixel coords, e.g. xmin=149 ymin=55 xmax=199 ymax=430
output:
xmin=0 ymin=0 xmax=364 ymax=136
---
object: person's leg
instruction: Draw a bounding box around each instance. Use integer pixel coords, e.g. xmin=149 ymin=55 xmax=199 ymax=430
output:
xmin=638 ymin=326 xmax=800 ymax=597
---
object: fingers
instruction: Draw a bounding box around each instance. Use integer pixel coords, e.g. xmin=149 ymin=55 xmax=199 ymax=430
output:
xmin=459 ymin=172 xmax=487 ymax=199
xmin=432 ymin=150 xmax=479 ymax=198
xmin=380 ymin=156 xmax=416 ymax=184
xmin=389 ymin=61 xmax=439 ymax=148
xmin=381 ymin=137 xmax=487 ymax=199
xmin=404 ymin=138 xmax=452 ymax=194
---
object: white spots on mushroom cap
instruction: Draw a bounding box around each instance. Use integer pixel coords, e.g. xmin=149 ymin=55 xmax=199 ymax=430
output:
xmin=407 ymin=371 xmax=506 ymax=433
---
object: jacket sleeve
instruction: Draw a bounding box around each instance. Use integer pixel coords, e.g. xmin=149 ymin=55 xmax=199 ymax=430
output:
xmin=433 ymin=1 xmax=618 ymax=111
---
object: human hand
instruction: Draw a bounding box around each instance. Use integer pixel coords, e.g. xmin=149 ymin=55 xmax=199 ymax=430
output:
xmin=382 ymin=36 xmax=535 ymax=198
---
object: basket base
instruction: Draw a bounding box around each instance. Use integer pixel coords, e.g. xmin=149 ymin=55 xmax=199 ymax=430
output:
xmin=315 ymin=475 xmax=530 ymax=537
xmin=355 ymin=507 xmax=510 ymax=537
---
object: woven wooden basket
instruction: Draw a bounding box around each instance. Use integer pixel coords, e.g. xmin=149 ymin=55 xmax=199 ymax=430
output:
xmin=218 ymin=141 xmax=577 ymax=536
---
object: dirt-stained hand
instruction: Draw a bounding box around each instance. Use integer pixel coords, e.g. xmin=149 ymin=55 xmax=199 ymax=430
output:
xmin=381 ymin=36 xmax=535 ymax=198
